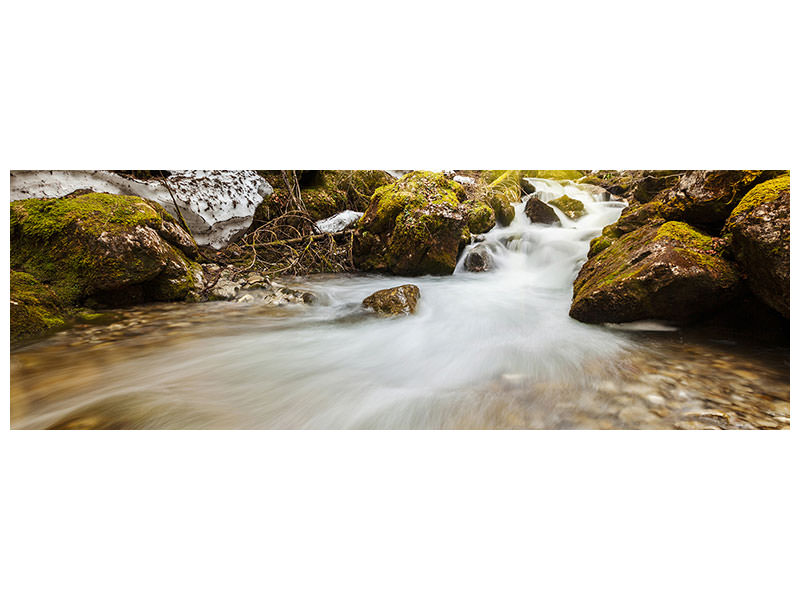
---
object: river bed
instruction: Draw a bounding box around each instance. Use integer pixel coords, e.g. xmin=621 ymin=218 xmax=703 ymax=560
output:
xmin=10 ymin=179 xmax=790 ymax=429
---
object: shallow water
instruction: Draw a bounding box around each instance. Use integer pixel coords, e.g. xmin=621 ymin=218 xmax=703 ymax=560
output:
xmin=10 ymin=179 xmax=790 ymax=429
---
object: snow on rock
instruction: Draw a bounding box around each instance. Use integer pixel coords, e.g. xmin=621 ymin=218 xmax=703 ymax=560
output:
xmin=315 ymin=210 xmax=364 ymax=233
xmin=453 ymin=175 xmax=475 ymax=185
xmin=9 ymin=170 xmax=273 ymax=250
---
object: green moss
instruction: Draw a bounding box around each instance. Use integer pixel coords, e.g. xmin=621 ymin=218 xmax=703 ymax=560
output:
xmin=360 ymin=171 xmax=464 ymax=234
xmin=10 ymin=270 xmax=66 ymax=341
xmin=525 ymin=170 xmax=584 ymax=181
xmin=728 ymin=174 xmax=790 ymax=219
xmin=11 ymin=193 xmax=199 ymax=307
xmin=588 ymin=236 xmax=613 ymax=257
xmin=462 ymin=199 xmax=495 ymax=234
xmin=485 ymin=170 xmax=520 ymax=226
xmin=653 ymin=221 xmax=715 ymax=251
xmin=549 ymin=195 xmax=587 ymax=219
xmin=10 ymin=193 xmax=167 ymax=239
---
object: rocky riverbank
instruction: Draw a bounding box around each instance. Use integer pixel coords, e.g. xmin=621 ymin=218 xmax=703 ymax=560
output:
xmin=9 ymin=169 xmax=790 ymax=345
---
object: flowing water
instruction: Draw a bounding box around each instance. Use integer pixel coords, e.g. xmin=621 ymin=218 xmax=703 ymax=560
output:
xmin=10 ymin=179 xmax=790 ymax=429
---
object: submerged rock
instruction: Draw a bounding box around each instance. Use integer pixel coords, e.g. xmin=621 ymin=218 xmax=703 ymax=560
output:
xmin=523 ymin=194 xmax=560 ymax=225
xmin=10 ymin=193 xmax=204 ymax=312
xmin=548 ymin=195 xmax=587 ymax=220
xmin=723 ymin=174 xmax=790 ymax=317
xmin=570 ymin=221 xmax=741 ymax=323
xmin=362 ymin=284 xmax=420 ymax=316
xmin=354 ymin=171 xmax=483 ymax=275
xmin=10 ymin=170 xmax=274 ymax=249
xmin=464 ymin=245 xmax=494 ymax=272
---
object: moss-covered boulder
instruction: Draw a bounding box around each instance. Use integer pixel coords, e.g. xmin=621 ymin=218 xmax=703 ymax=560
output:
xmin=658 ymin=170 xmax=778 ymax=226
xmin=484 ymin=170 xmax=519 ymax=226
xmin=723 ymin=174 xmax=790 ymax=317
xmin=362 ymin=284 xmax=420 ymax=316
xmin=355 ymin=171 xmax=487 ymax=275
xmin=549 ymin=195 xmax=587 ymax=220
xmin=524 ymin=195 xmax=560 ymax=225
xmin=10 ymin=270 xmax=67 ymax=341
xmin=570 ymin=221 xmax=741 ymax=323
xmin=10 ymin=193 xmax=203 ymax=310
xmin=462 ymin=198 xmax=496 ymax=234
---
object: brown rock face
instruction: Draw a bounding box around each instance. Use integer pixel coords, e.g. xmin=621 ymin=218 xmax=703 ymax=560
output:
xmin=523 ymin=195 xmax=560 ymax=225
xmin=723 ymin=175 xmax=790 ymax=317
xmin=570 ymin=221 xmax=741 ymax=323
xmin=362 ymin=284 xmax=420 ymax=316
xmin=659 ymin=170 xmax=778 ymax=226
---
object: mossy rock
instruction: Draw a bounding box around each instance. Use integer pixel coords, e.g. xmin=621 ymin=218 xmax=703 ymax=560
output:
xmin=548 ymin=195 xmax=587 ymax=219
xmin=355 ymin=171 xmax=478 ymax=275
xmin=10 ymin=193 xmax=203 ymax=310
xmin=362 ymin=284 xmax=420 ymax=316
xmin=658 ymin=170 xmax=776 ymax=225
xmin=723 ymin=174 xmax=790 ymax=317
xmin=485 ymin=170 xmax=520 ymax=226
xmin=571 ymin=221 xmax=741 ymax=323
xmin=462 ymin=198 xmax=496 ymax=234
xmin=523 ymin=170 xmax=584 ymax=181
xmin=524 ymin=196 xmax=560 ymax=225
xmin=10 ymin=270 xmax=67 ymax=341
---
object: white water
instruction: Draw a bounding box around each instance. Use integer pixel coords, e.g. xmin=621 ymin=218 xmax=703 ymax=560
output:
xmin=12 ymin=179 xmax=633 ymax=429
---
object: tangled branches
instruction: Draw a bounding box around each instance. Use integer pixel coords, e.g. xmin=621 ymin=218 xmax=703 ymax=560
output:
xmin=219 ymin=210 xmax=355 ymax=277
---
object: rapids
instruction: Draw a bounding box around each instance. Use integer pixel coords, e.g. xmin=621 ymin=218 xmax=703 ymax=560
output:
xmin=10 ymin=179 xmax=789 ymax=429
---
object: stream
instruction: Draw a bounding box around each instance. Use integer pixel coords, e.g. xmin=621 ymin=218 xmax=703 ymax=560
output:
xmin=10 ymin=179 xmax=790 ymax=429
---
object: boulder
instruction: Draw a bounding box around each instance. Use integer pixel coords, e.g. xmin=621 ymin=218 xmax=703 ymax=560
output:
xmin=362 ymin=284 xmax=420 ymax=316
xmin=549 ymin=195 xmax=587 ymax=219
xmin=580 ymin=171 xmax=684 ymax=204
xmin=723 ymin=174 xmax=790 ymax=317
xmin=462 ymin=199 xmax=496 ymax=234
xmin=463 ymin=245 xmax=494 ymax=272
xmin=10 ymin=193 xmax=204 ymax=309
xmin=520 ymin=178 xmax=537 ymax=195
xmin=10 ymin=170 xmax=274 ymax=249
xmin=658 ymin=170 xmax=776 ymax=226
xmin=570 ymin=221 xmax=741 ymax=323
xmin=524 ymin=194 xmax=560 ymax=225
xmin=484 ymin=171 xmax=519 ymax=226
xmin=354 ymin=171 xmax=481 ymax=275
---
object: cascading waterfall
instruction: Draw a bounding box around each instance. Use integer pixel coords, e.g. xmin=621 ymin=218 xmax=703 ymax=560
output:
xmin=11 ymin=179 xmax=635 ymax=429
